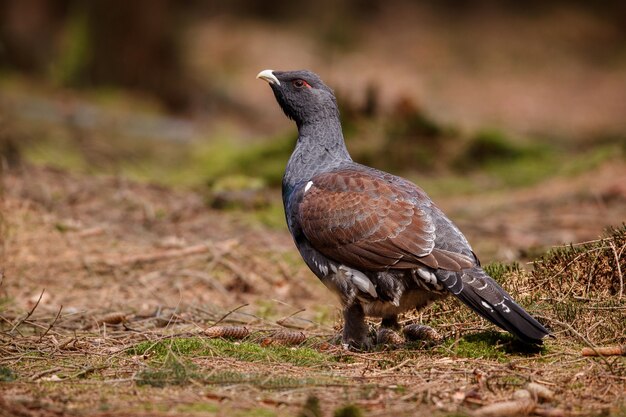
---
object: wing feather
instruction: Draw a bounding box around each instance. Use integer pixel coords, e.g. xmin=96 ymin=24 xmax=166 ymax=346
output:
xmin=298 ymin=169 xmax=474 ymax=271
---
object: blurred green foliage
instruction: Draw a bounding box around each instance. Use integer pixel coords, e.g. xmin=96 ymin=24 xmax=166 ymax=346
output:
xmin=50 ymin=9 xmax=90 ymax=87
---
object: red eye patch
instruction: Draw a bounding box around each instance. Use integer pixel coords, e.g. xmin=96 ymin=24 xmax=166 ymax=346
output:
xmin=293 ymin=79 xmax=311 ymax=89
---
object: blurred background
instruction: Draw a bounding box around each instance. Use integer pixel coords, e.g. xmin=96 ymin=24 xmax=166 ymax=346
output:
xmin=1 ymin=0 xmax=625 ymax=258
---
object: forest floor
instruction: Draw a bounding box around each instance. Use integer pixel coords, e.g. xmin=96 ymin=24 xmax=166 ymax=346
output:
xmin=1 ymin=163 xmax=624 ymax=417
xmin=1 ymin=5 xmax=626 ymax=414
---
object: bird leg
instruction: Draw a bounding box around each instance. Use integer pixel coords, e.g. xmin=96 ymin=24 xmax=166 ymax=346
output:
xmin=342 ymin=303 xmax=371 ymax=350
xmin=381 ymin=315 xmax=400 ymax=330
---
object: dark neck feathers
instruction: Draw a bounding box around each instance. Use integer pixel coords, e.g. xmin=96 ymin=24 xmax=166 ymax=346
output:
xmin=282 ymin=115 xmax=352 ymax=191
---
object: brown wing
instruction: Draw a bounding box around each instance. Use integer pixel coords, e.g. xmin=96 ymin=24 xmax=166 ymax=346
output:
xmin=298 ymin=169 xmax=474 ymax=271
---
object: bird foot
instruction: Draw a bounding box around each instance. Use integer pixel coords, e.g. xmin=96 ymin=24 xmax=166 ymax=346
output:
xmin=341 ymin=336 xmax=374 ymax=352
xmin=331 ymin=328 xmax=374 ymax=351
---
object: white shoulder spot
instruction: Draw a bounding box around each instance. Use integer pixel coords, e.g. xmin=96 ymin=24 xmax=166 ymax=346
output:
xmin=304 ymin=181 xmax=314 ymax=193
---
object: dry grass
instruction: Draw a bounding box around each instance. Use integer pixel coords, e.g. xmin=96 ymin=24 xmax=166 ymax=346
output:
xmin=1 ymin=165 xmax=625 ymax=417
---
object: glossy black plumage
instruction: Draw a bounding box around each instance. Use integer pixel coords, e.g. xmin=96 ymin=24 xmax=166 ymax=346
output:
xmin=257 ymin=69 xmax=550 ymax=348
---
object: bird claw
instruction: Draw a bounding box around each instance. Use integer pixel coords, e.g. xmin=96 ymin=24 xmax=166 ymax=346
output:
xmin=339 ymin=330 xmax=375 ymax=351
xmin=341 ymin=337 xmax=374 ymax=352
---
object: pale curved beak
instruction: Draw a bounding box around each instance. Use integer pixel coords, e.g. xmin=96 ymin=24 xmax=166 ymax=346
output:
xmin=256 ymin=69 xmax=280 ymax=86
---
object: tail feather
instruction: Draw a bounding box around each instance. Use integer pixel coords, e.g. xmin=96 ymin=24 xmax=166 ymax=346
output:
xmin=437 ymin=267 xmax=550 ymax=344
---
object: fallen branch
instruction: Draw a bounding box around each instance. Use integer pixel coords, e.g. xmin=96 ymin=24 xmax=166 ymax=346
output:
xmin=609 ymin=241 xmax=625 ymax=300
xmin=29 ymin=367 xmax=63 ymax=381
xmin=208 ymin=303 xmax=249 ymax=328
xmin=276 ymin=308 xmax=307 ymax=328
xmin=473 ymin=398 xmax=535 ymax=417
xmin=537 ymin=315 xmax=615 ymax=374
xmin=582 ymin=345 xmax=626 ymax=357
xmin=10 ymin=289 xmax=45 ymax=334
xmin=526 ymin=382 xmax=555 ymax=402
xmin=38 ymin=304 xmax=63 ymax=341
xmin=534 ymin=407 xmax=576 ymax=417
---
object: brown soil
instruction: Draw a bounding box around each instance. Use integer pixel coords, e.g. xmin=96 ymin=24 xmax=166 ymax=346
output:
xmin=1 ymin=164 xmax=625 ymax=416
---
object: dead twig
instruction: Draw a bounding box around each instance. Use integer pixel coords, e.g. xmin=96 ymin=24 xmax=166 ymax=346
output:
xmin=69 ymin=365 xmax=103 ymax=379
xmin=375 ymin=358 xmax=412 ymax=375
xmin=537 ymin=315 xmax=615 ymax=374
xmin=276 ymin=308 xmax=306 ymax=328
xmin=10 ymin=289 xmax=45 ymax=334
xmin=582 ymin=345 xmax=626 ymax=357
xmin=29 ymin=367 xmax=63 ymax=381
xmin=609 ymin=241 xmax=625 ymax=300
xmin=208 ymin=303 xmax=249 ymax=328
xmin=526 ymin=382 xmax=555 ymax=402
xmin=38 ymin=304 xmax=63 ymax=341
xmin=473 ymin=398 xmax=535 ymax=417
xmin=533 ymin=408 xmax=576 ymax=417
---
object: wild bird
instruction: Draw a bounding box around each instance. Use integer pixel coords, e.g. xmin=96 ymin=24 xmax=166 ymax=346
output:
xmin=257 ymin=69 xmax=550 ymax=349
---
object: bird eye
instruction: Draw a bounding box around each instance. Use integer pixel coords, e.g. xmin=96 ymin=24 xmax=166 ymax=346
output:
xmin=293 ymin=79 xmax=308 ymax=88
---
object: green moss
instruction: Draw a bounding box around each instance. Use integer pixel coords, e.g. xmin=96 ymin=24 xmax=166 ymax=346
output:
xmin=255 ymin=300 xmax=277 ymax=319
xmin=298 ymin=395 xmax=323 ymax=417
xmin=443 ymin=334 xmax=506 ymax=360
xmin=439 ymin=331 xmax=542 ymax=360
xmin=233 ymin=408 xmax=276 ymax=417
xmin=249 ymin=202 xmax=286 ymax=230
xmin=458 ymin=129 xmax=532 ymax=168
xmin=130 ymin=337 xmax=205 ymax=359
xmin=454 ymin=130 xmax=563 ymax=188
xmin=235 ymin=134 xmax=295 ymax=186
xmin=533 ymin=224 xmax=626 ymax=299
xmin=0 ymin=366 xmax=16 ymax=382
xmin=496 ymin=375 xmax=527 ymax=388
xmin=483 ymin=261 xmax=522 ymax=285
xmin=561 ymin=143 xmax=621 ymax=176
xmin=483 ymin=150 xmax=557 ymax=187
xmin=22 ymin=135 xmax=88 ymax=172
xmin=207 ymin=371 xmax=341 ymax=389
xmin=334 ymin=404 xmax=364 ymax=417
xmin=50 ymin=8 xmax=91 ymax=86
xmin=129 ymin=337 xmax=331 ymax=367
xmin=138 ymin=365 xmax=341 ymax=389
xmin=136 ymin=356 xmax=192 ymax=387
xmin=175 ymin=403 xmax=220 ymax=414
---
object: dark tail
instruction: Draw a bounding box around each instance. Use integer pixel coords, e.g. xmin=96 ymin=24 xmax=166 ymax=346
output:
xmin=437 ymin=267 xmax=550 ymax=344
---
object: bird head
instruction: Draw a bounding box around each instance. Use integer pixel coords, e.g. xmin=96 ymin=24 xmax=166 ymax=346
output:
xmin=256 ymin=69 xmax=339 ymax=127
